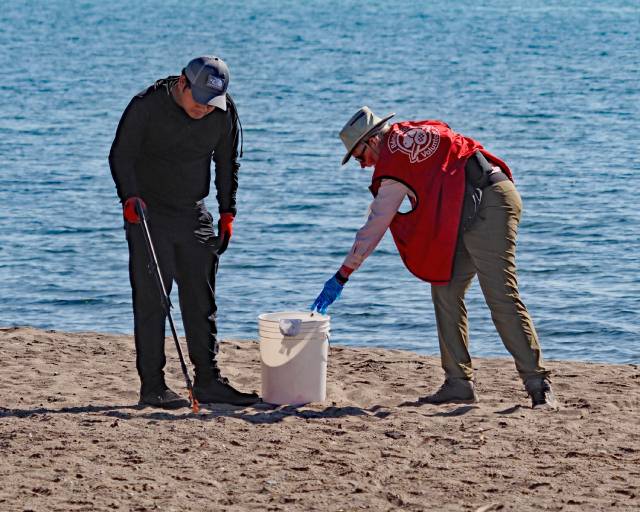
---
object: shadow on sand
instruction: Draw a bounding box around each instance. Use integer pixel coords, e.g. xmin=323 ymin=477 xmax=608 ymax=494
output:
xmin=0 ymin=402 xmax=392 ymax=424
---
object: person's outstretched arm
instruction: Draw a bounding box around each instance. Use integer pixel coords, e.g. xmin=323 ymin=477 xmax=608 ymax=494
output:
xmin=310 ymin=179 xmax=413 ymax=314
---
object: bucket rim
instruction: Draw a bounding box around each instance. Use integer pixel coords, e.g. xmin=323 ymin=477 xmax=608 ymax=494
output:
xmin=258 ymin=311 xmax=330 ymax=323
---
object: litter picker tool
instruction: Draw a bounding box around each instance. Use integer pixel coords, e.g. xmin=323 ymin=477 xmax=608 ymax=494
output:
xmin=210 ymin=225 xmax=230 ymax=255
xmin=135 ymin=200 xmax=200 ymax=413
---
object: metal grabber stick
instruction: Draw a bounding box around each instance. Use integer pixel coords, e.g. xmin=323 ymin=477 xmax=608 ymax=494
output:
xmin=135 ymin=200 xmax=200 ymax=413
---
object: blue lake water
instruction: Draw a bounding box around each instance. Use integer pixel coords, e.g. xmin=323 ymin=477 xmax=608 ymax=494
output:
xmin=0 ymin=1 xmax=638 ymax=364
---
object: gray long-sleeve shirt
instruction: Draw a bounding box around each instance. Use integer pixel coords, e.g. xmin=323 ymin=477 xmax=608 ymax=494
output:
xmin=342 ymin=179 xmax=414 ymax=271
xmin=109 ymin=76 xmax=239 ymax=216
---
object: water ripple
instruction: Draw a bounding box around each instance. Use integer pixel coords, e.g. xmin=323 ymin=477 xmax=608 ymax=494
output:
xmin=0 ymin=0 xmax=638 ymax=364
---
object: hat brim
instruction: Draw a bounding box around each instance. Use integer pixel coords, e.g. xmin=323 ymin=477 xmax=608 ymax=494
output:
xmin=341 ymin=113 xmax=395 ymax=165
xmin=191 ymin=87 xmax=228 ymax=111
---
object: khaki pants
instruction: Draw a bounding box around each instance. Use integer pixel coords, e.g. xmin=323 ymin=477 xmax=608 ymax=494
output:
xmin=430 ymin=180 xmax=549 ymax=385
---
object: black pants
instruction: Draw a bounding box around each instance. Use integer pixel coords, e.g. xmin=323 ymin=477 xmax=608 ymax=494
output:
xmin=126 ymin=209 xmax=219 ymax=394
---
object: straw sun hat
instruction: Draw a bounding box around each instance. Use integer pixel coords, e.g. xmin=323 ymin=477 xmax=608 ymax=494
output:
xmin=339 ymin=106 xmax=395 ymax=165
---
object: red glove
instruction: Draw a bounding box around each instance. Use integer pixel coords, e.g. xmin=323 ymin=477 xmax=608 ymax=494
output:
xmin=219 ymin=213 xmax=234 ymax=241
xmin=123 ymin=197 xmax=146 ymax=224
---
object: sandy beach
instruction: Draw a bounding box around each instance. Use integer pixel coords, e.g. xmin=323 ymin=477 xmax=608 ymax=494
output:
xmin=0 ymin=326 xmax=638 ymax=511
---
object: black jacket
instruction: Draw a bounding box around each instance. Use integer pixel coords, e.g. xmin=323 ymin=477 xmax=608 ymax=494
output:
xmin=109 ymin=76 xmax=240 ymax=216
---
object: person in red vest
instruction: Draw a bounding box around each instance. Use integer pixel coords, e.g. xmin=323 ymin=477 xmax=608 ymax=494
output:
xmin=311 ymin=106 xmax=557 ymax=409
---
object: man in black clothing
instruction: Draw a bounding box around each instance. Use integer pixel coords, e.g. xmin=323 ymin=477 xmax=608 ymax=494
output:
xmin=109 ymin=55 xmax=259 ymax=408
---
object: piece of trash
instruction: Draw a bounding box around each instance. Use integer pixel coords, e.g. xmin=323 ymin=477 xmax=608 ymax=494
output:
xmin=279 ymin=318 xmax=302 ymax=336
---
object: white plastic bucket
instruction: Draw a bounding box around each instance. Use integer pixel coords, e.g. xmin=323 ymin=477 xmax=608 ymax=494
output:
xmin=258 ymin=311 xmax=330 ymax=406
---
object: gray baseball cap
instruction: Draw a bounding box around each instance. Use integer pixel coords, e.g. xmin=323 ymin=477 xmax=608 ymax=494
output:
xmin=184 ymin=56 xmax=229 ymax=110
xmin=339 ymin=106 xmax=394 ymax=165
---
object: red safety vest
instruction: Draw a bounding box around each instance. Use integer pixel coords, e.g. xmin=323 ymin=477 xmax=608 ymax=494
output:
xmin=370 ymin=120 xmax=512 ymax=284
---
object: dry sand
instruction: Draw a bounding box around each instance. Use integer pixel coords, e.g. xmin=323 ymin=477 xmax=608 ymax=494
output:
xmin=0 ymin=326 xmax=638 ymax=511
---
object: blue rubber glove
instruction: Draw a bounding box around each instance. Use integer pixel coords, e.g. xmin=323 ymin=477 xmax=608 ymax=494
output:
xmin=310 ymin=275 xmax=343 ymax=315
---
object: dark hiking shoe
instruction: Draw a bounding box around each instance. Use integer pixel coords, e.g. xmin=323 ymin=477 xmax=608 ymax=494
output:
xmin=139 ymin=387 xmax=190 ymax=409
xmin=527 ymin=379 xmax=559 ymax=410
xmin=424 ymin=378 xmax=478 ymax=405
xmin=193 ymin=377 xmax=260 ymax=406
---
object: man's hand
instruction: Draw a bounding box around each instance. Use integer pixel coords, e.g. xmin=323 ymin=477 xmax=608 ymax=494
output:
xmin=219 ymin=213 xmax=234 ymax=241
xmin=123 ymin=197 xmax=146 ymax=224
xmin=310 ymin=274 xmax=345 ymax=315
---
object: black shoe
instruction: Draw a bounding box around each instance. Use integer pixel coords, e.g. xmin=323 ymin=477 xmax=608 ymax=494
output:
xmin=193 ymin=377 xmax=260 ymax=406
xmin=424 ymin=378 xmax=478 ymax=405
xmin=527 ymin=379 xmax=559 ymax=410
xmin=139 ymin=387 xmax=190 ymax=409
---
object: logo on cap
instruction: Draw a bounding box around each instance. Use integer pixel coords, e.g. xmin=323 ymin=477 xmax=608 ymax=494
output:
xmin=206 ymin=74 xmax=225 ymax=92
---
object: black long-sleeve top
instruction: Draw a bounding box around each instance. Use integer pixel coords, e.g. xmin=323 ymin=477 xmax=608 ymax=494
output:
xmin=109 ymin=76 xmax=240 ymax=216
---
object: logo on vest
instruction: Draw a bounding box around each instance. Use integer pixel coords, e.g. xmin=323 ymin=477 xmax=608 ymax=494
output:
xmin=388 ymin=126 xmax=440 ymax=163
